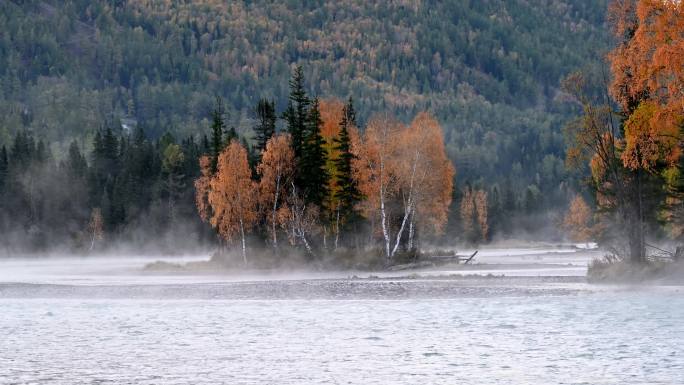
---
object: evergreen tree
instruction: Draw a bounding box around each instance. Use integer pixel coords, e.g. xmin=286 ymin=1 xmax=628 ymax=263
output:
xmin=181 ymin=136 xmax=201 ymax=179
xmin=0 ymin=146 xmax=7 ymax=194
xmin=11 ymin=130 xmax=34 ymax=167
xmin=201 ymin=134 xmax=210 ymax=155
xmin=210 ymin=97 xmax=226 ymax=173
xmin=523 ymin=185 xmax=539 ymax=214
xmin=501 ymin=180 xmax=517 ymax=235
xmin=65 ymin=141 xmax=88 ymax=179
xmin=225 ymin=126 xmax=238 ymax=143
xmin=253 ymin=98 xmax=277 ymax=156
xmin=333 ymin=97 xmax=362 ymax=225
xmin=282 ymin=66 xmax=310 ymax=159
xmin=488 ymin=185 xmax=502 ymax=236
xmin=35 ymin=140 xmax=48 ymax=165
xmin=300 ymin=98 xmax=329 ymax=206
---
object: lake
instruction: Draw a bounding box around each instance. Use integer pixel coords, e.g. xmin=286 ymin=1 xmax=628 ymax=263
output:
xmin=1 ymin=249 xmax=682 ymax=384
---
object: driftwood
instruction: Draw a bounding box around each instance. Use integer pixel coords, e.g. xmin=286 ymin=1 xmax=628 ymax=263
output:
xmin=462 ymin=250 xmax=478 ymax=264
xmin=386 ymin=250 xmax=480 ymax=271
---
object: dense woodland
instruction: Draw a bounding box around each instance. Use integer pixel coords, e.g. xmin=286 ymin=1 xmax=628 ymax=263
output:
xmin=0 ymin=0 xmax=609 ymax=234
xmin=9 ymin=1 xmax=674 ymax=260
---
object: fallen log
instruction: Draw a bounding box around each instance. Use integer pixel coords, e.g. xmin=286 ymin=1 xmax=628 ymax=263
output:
xmin=462 ymin=250 xmax=478 ymax=264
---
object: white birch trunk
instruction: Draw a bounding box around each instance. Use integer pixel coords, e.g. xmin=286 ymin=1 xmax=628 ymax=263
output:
xmin=379 ymin=140 xmax=391 ymax=261
xmin=334 ymin=207 xmax=340 ymax=250
xmin=408 ymin=206 xmax=415 ymax=251
xmin=390 ymin=148 xmax=419 ymax=258
xmin=272 ymin=173 xmax=281 ymax=249
xmin=239 ymin=216 xmax=247 ymax=265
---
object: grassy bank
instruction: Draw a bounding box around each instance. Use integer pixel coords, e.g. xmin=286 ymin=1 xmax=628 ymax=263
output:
xmin=587 ymin=255 xmax=684 ymax=284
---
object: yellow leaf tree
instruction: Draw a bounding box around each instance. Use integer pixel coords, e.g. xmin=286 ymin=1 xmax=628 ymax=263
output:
xmin=257 ymin=134 xmax=295 ymax=250
xmin=196 ymin=141 xmax=258 ymax=264
xmin=563 ymin=195 xmax=593 ymax=243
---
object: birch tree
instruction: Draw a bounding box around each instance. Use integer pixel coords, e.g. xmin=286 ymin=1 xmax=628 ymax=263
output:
xmin=355 ymin=112 xmax=454 ymax=262
xmin=354 ymin=114 xmax=402 ymax=262
xmin=257 ymin=134 xmax=295 ymax=250
xmin=196 ymin=141 xmax=258 ymax=264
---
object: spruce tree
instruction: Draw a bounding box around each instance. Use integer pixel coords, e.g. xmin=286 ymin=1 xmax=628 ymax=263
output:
xmin=11 ymin=130 xmax=33 ymax=167
xmin=0 ymin=146 xmax=7 ymax=194
xmin=282 ymin=66 xmax=310 ymax=159
xmin=65 ymin=141 xmax=88 ymax=179
xmin=253 ymin=98 xmax=276 ymax=155
xmin=488 ymin=185 xmax=502 ymax=237
xmin=100 ymin=126 xmax=120 ymax=174
xmin=225 ymin=126 xmax=238 ymax=144
xmin=333 ymin=97 xmax=362 ymax=225
xmin=300 ymin=98 xmax=329 ymax=206
xmin=201 ymin=134 xmax=210 ymax=155
xmin=210 ymin=97 xmax=226 ymax=173
xmin=35 ymin=140 xmax=47 ymax=165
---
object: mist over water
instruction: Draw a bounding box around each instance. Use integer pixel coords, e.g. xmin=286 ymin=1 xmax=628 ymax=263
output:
xmin=1 ymin=247 xmax=682 ymax=384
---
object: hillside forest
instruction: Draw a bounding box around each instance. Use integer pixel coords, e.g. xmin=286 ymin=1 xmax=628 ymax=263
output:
xmin=4 ymin=1 xmax=683 ymax=265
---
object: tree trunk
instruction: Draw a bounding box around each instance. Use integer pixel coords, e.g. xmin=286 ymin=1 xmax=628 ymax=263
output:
xmin=408 ymin=208 xmax=415 ymax=251
xmin=380 ymin=175 xmax=391 ymax=262
xmin=631 ymin=169 xmax=645 ymax=263
xmin=391 ymin=149 xmax=419 ymax=258
xmin=239 ymin=217 xmax=247 ymax=265
xmin=272 ymin=174 xmax=281 ymax=250
xmin=334 ymin=208 xmax=340 ymax=250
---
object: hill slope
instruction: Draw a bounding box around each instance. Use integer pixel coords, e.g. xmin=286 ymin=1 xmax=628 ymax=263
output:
xmin=0 ymin=0 xmax=608 ymax=192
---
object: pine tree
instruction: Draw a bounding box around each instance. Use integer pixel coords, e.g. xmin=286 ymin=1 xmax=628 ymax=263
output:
xmin=0 ymin=146 xmax=8 ymax=194
xmin=253 ymin=98 xmax=277 ymax=156
xmin=11 ymin=130 xmax=33 ymax=167
xmin=35 ymin=140 xmax=48 ymax=165
xmin=201 ymin=134 xmax=210 ymax=155
xmin=65 ymin=141 xmax=88 ymax=179
xmin=300 ymin=98 xmax=329 ymax=206
xmin=488 ymin=185 xmax=502 ymax=237
xmin=210 ymin=97 xmax=226 ymax=173
xmin=333 ymin=97 xmax=362 ymax=225
xmin=282 ymin=66 xmax=310 ymax=159
xmin=225 ymin=126 xmax=238 ymax=144
xmin=103 ymin=127 xmax=119 ymax=163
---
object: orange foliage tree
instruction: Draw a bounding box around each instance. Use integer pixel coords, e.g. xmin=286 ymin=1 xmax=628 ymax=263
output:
xmin=257 ymin=134 xmax=295 ymax=250
xmin=609 ymin=0 xmax=684 ymax=172
xmin=474 ymin=190 xmax=488 ymax=241
xmin=460 ymin=187 xmax=475 ymax=240
xmin=460 ymin=186 xmax=488 ymax=243
xmin=563 ymin=71 xmax=648 ymax=261
xmin=563 ymin=195 xmax=594 ymax=243
xmin=354 ymin=112 xmax=454 ymax=261
xmin=194 ymin=155 xmax=212 ymax=223
xmin=354 ymin=114 xmax=403 ymax=259
xmin=319 ymin=98 xmax=345 ymax=244
xmin=400 ymin=112 xmax=455 ymax=251
xmin=195 ymin=141 xmax=258 ymax=264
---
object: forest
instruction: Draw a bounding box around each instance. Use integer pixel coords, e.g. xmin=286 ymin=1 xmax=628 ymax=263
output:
xmin=0 ymin=1 xmax=610 ymax=245
xmin=0 ymin=0 xmax=614 ymax=259
xmin=0 ymin=67 xmax=480 ymax=264
xmin=3 ymin=0 xmax=683 ymax=267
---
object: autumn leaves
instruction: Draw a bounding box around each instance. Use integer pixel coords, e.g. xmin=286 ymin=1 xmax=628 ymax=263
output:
xmin=608 ymin=0 xmax=684 ymax=173
xmin=195 ymin=99 xmax=454 ymax=264
xmin=355 ymin=113 xmax=454 ymax=261
xmin=564 ymin=0 xmax=684 ymax=261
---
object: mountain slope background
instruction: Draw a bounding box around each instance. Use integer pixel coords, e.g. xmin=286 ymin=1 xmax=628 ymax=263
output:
xmin=0 ymin=0 xmax=608 ymax=199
